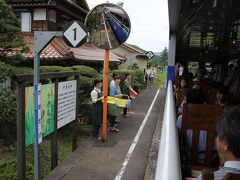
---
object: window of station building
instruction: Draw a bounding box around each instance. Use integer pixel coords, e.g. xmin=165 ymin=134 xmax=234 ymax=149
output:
xmin=57 ymin=15 xmax=70 ymax=31
xmin=48 ymin=10 xmax=56 ymax=23
xmin=33 ymin=8 xmax=47 ymax=21
xmin=21 ymin=12 xmax=31 ymax=32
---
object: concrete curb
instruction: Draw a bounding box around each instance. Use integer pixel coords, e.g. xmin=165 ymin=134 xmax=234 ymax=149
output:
xmin=144 ymin=89 xmax=165 ymax=180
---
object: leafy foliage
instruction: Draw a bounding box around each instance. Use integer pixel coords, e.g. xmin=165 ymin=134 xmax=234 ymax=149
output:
xmin=0 ymin=159 xmax=34 ymax=180
xmin=0 ymin=90 xmax=17 ymax=143
xmin=71 ymin=65 xmax=99 ymax=78
xmin=149 ymin=47 xmax=168 ymax=68
xmin=112 ymin=68 xmax=144 ymax=92
xmin=40 ymin=66 xmax=65 ymax=72
xmin=79 ymin=76 xmax=94 ymax=93
xmin=0 ymin=0 xmax=24 ymax=49
xmin=0 ymin=63 xmax=14 ymax=83
xmin=154 ymin=72 xmax=167 ymax=88
xmin=13 ymin=67 xmax=33 ymax=75
xmin=131 ymin=69 xmax=145 ymax=92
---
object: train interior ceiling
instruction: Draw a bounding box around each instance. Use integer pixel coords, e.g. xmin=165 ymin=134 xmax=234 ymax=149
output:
xmin=175 ymin=0 xmax=240 ymax=65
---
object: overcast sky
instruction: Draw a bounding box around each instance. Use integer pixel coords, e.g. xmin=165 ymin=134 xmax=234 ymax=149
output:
xmin=86 ymin=0 xmax=169 ymax=52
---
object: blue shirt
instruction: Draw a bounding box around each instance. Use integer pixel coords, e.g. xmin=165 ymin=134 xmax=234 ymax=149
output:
xmin=110 ymin=81 xmax=121 ymax=96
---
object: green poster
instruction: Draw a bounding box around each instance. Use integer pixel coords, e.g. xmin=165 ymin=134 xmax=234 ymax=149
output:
xmin=25 ymin=84 xmax=55 ymax=146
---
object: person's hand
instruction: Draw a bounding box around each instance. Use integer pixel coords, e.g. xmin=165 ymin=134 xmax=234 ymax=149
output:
xmin=98 ymin=97 xmax=104 ymax=101
xmin=117 ymin=94 xmax=124 ymax=98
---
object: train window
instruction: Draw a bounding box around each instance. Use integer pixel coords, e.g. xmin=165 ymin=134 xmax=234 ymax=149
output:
xmin=85 ymin=3 xmax=131 ymax=50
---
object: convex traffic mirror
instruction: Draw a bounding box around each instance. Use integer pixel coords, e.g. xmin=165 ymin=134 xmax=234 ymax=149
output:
xmin=85 ymin=3 xmax=131 ymax=50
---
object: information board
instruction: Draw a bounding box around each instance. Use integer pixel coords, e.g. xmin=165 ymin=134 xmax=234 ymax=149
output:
xmin=25 ymin=83 xmax=55 ymax=146
xmin=57 ymin=80 xmax=77 ymax=129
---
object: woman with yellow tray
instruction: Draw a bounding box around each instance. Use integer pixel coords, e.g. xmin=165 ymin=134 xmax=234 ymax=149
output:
xmin=108 ymin=75 xmax=123 ymax=132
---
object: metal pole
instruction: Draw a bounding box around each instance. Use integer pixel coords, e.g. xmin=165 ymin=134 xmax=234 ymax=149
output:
xmin=33 ymin=31 xmax=62 ymax=180
xmin=102 ymin=49 xmax=110 ymax=141
xmin=34 ymin=51 xmax=40 ymax=180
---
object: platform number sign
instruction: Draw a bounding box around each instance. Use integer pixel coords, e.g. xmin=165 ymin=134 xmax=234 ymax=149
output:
xmin=63 ymin=21 xmax=88 ymax=48
xmin=146 ymin=51 xmax=154 ymax=59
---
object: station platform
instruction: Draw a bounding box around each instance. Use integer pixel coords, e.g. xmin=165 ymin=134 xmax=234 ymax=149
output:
xmin=44 ymin=88 xmax=165 ymax=180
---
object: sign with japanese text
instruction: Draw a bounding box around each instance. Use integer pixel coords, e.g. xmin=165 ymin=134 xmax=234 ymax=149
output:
xmin=57 ymin=80 xmax=77 ymax=129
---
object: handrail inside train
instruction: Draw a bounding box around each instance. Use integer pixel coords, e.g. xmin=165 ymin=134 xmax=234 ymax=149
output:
xmin=155 ymin=80 xmax=182 ymax=180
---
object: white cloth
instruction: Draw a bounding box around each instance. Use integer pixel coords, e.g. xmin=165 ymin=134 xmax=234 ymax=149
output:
xmin=197 ymin=161 xmax=240 ymax=180
xmin=110 ymin=80 xmax=115 ymax=87
xmin=150 ymin=69 xmax=155 ymax=78
xmin=90 ymin=87 xmax=101 ymax=103
xmin=225 ymin=161 xmax=240 ymax=169
xmin=179 ymin=66 xmax=184 ymax=76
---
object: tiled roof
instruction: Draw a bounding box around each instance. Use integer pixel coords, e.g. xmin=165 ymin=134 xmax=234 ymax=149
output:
xmin=112 ymin=52 xmax=127 ymax=61
xmin=121 ymin=44 xmax=146 ymax=54
xmin=10 ymin=1 xmax=52 ymax=7
xmin=71 ymin=43 xmax=126 ymax=62
xmin=3 ymin=33 xmax=71 ymax=60
xmin=2 ymin=34 xmax=125 ymax=62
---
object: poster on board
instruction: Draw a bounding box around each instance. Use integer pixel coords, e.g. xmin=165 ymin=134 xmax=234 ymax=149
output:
xmin=25 ymin=84 xmax=55 ymax=146
xmin=57 ymin=80 xmax=77 ymax=129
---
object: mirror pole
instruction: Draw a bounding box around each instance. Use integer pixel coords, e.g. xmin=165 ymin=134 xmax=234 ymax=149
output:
xmin=102 ymin=49 xmax=110 ymax=141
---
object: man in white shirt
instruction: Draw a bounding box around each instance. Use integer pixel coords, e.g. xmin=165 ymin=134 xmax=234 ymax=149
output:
xmin=187 ymin=106 xmax=240 ymax=180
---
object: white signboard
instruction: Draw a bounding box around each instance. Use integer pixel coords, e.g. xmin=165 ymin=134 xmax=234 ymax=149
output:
xmin=57 ymin=80 xmax=77 ymax=129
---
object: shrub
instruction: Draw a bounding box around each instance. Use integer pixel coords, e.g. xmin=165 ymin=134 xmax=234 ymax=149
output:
xmin=131 ymin=69 xmax=144 ymax=92
xmin=61 ymin=67 xmax=74 ymax=72
xmin=0 ymin=159 xmax=34 ymax=180
xmin=0 ymin=90 xmax=17 ymax=144
xmin=40 ymin=66 xmax=64 ymax=73
xmin=13 ymin=67 xmax=33 ymax=75
xmin=79 ymin=76 xmax=94 ymax=93
xmin=71 ymin=65 xmax=99 ymax=78
xmin=112 ymin=69 xmax=144 ymax=92
xmin=0 ymin=63 xmax=14 ymax=83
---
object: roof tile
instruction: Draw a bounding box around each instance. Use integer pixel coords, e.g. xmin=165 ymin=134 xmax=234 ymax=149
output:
xmin=1 ymin=33 xmax=126 ymax=62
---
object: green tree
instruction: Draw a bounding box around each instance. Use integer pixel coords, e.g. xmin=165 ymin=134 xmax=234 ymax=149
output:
xmin=159 ymin=47 xmax=168 ymax=64
xmin=0 ymin=0 xmax=26 ymax=78
xmin=0 ymin=0 xmax=24 ymax=49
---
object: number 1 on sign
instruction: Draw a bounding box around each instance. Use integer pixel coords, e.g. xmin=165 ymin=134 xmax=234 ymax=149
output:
xmin=73 ymin=28 xmax=77 ymax=41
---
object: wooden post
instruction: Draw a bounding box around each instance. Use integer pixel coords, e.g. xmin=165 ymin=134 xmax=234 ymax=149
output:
xmin=51 ymin=78 xmax=58 ymax=170
xmin=17 ymin=82 xmax=26 ymax=180
xmin=72 ymin=75 xmax=80 ymax=151
xmin=102 ymin=49 xmax=110 ymax=141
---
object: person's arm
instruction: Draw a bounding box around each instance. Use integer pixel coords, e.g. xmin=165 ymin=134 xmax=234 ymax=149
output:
xmin=128 ymin=86 xmax=137 ymax=95
xmin=125 ymin=80 xmax=137 ymax=95
xmin=115 ymin=94 xmax=123 ymax=98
